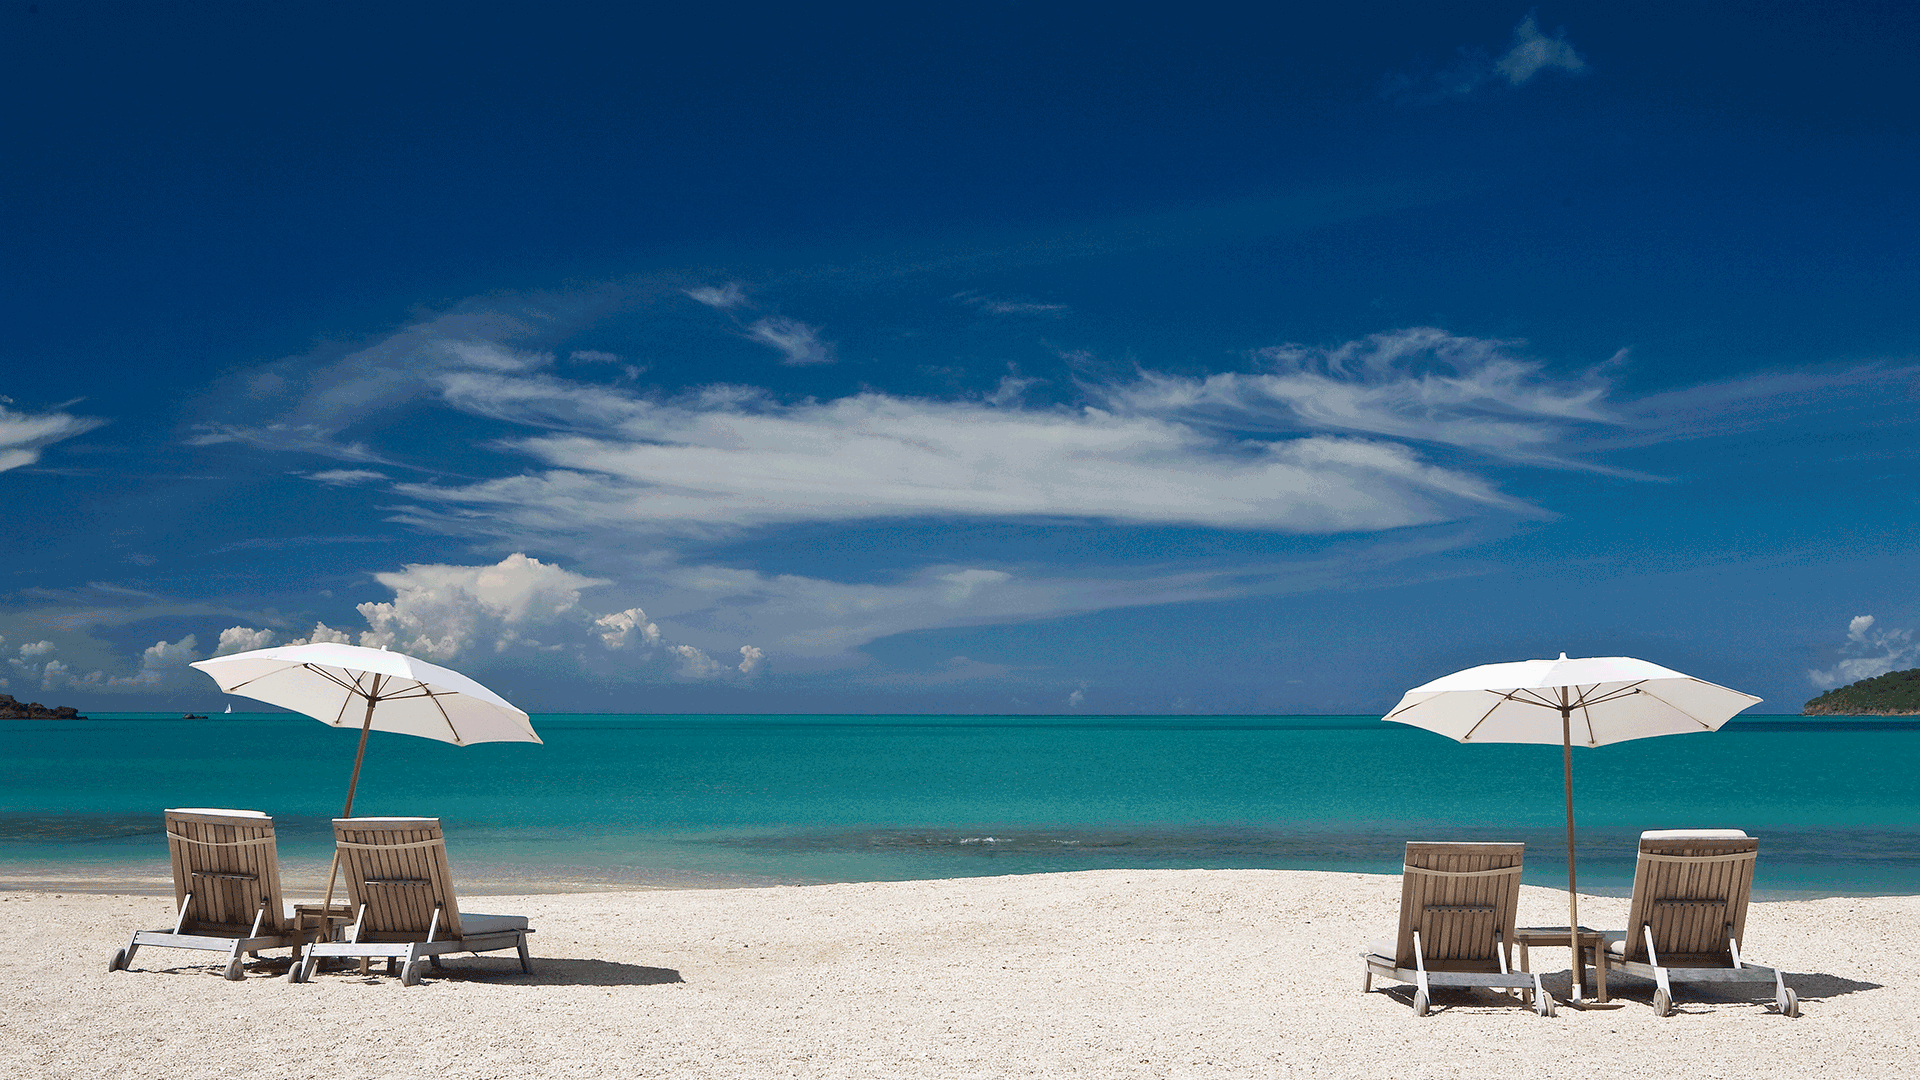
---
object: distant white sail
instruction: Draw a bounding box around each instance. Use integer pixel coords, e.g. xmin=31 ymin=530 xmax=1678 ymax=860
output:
xmin=224 ymin=704 xmax=232 ymax=714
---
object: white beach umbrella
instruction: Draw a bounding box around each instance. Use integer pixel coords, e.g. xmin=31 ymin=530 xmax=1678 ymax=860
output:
xmin=1383 ymin=653 xmax=1762 ymax=1000
xmin=189 ymin=642 xmax=541 ymax=917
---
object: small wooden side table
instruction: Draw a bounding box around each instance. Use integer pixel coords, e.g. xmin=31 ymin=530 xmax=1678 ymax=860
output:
xmin=1515 ymin=925 xmax=1609 ymax=1003
xmin=290 ymin=903 xmax=353 ymax=956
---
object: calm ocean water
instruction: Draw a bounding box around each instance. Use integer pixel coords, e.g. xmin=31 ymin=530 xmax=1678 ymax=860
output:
xmin=3 ymin=714 xmax=1915 ymax=896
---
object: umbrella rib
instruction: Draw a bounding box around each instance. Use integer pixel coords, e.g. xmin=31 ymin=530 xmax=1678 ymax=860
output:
xmin=1508 ymin=688 xmax=1562 ymax=709
xmin=1569 ymin=681 xmax=1647 ymax=709
xmin=303 ymin=664 xmax=374 ymax=700
xmin=417 ymin=679 xmax=462 ymax=743
xmin=371 ymin=686 xmax=456 ymax=701
xmin=1631 ymin=685 xmax=1719 ymax=730
xmin=1461 ymin=689 xmax=1549 ymax=741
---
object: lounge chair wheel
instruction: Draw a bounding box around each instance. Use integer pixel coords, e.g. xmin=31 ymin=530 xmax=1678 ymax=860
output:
xmin=1413 ymin=989 xmax=1429 ymax=1017
xmin=1536 ymin=993 xmax=1554 ymax=1017
xmin=107 ymin=948 xmax=127 ymax=973
xmin=401 ymin=961 xmax=423 ymax=987
xmin=224 ymin=958 xmax=245 ymax=981
xmin=1652 ymin=988 xmax=1672 ymax=1017
xmin=1781 ymin=988 xmax=1800 ymax=1018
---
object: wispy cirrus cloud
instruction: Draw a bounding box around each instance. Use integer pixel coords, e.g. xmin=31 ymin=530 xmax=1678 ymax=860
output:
xmin=171 ymin=278 xmax=1896 ymax=680
xmin=1386 ymin=12 xmax=1587 ymax=103
xmin=1103 ymin=327 xmax=1636 ymax=474
xmin=305 ymin=468 xmax=390 ymax=486
xmin=954 ymin=291 xmax=1069 ymax=316
xmin=0 ymin=397 xmax=107 ymax=473
xmin=685 ymin=282 xmax=748 ymax=310
xmin=744 ymin=316 xmax=836 ymax=365
xmin=188 ymin=285 xmax=634 ymax=462
xmin=390 ymin=393 xmax=1533 ymax=537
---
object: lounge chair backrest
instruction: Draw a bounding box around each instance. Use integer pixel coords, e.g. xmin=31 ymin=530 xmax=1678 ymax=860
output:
xmin=1395 ymin=842 xmax=1524 ymax=970
xmin=333 ymin=817 xmax=465 ymax=940
xmin=1620 ymin=829 xmax=1756 ymax=964
xmin=163 ymin=808 xmax=290 ymax=935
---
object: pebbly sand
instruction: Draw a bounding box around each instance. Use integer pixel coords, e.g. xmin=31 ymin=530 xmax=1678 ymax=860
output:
xmin=0 ymin=870 xmax=1909 ymax=1079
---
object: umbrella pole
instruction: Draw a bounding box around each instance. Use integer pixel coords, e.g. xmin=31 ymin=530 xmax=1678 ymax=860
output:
xmin=1561 ymin=706 xmax=1582 ymax=1002
xmin=319 ymin=692 xmax=379 ymax=930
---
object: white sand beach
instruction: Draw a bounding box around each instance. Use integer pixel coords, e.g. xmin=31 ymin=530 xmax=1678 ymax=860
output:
xmin=1 ymin=870 xmax=1908 ymax=1079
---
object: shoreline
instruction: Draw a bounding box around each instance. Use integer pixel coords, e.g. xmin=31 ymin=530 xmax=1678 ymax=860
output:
xmin=3 ymin=858 xmax=1911 ymax=901
xmin=3 ymin=867 xmax=1910 ymax=1078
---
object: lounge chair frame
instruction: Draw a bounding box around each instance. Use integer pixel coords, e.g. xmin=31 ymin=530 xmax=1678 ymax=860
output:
xmin=1362 ymin=842 xmax=1552 ymax=1016
xmin=291 ymin=817 xmax=532 ymax=985
xmin=108 ymin=808 xmax=296 ymax=980
xmin=1604 ymin=830 xmax=1799 ymax=1017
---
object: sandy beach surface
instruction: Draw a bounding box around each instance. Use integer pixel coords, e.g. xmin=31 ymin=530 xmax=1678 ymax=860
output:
xmin=1 ymin=869 xmax=1909 ymax=1079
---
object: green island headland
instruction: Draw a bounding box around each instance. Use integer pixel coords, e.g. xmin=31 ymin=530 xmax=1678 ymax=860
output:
xmin=1803 ymin=667 xmax=1920 ymax=715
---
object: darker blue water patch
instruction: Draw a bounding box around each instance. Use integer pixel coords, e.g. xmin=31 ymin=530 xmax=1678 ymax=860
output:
xmin=3 ymin=713 xmax=1916 ymax=895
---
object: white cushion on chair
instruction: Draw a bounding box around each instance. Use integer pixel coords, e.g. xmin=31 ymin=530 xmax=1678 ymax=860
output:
xmin=459 ymin=913 xmax=530 ymax=935
xmin=1641 ymin=829 xmax=1749 ymax=840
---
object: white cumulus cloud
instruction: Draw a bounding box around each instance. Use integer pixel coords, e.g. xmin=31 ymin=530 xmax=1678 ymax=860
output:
xmin=215 ymin=626 xmax=278 ymax=655
xmin=1809 ymin=614 xmax=1920 ymax=689
xmin=354 ymin=553 xmax=609 ymax=659
xmin=595 ymin=607 xmax=661 ymax=650
xmin=737 ymin=645 xmax=764 ymax=675
xmin=287 ymin=622 xmax=356 ymax=646
xmin=11 ymin=635 xmax=202 ymax=692
xmin=668 ymin=644 xmax=725 ymax=679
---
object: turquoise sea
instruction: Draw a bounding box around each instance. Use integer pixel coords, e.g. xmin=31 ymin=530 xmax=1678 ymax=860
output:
xmin=3 ymin=714 xmax=1915 ymax=897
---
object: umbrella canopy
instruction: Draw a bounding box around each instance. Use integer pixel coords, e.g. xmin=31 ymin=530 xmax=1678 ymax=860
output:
xmin=1386 ymin=653 xmax=1762 ymax=747
xmin=190 ymin=641 xmax=539 ymax=752
xmin=1383 ymin=653 xmax=1762 ymax=1002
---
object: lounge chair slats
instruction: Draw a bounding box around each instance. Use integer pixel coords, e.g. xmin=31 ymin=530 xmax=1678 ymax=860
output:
xmin=1601 ymin=830 xmax=1799 ymax=1017
xmin=109 ymin=809 xmax=297 ymax=980
xmin=1361 ymin=842 xmax=1552 ymax=1016
xmin=292 ymin=817 xmax=532 ymax=985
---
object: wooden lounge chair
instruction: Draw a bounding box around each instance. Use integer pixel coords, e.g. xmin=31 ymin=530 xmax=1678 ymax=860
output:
xmin=1362 ymin=841 xmax=1553 ymax=1016
xmin=107 ymin=808 xmax=297 ymax=980
xmin=290 ymin=817 xmax=533 ymax=985
xmin=1600 ymin=830 xmax=1800 ymax=1017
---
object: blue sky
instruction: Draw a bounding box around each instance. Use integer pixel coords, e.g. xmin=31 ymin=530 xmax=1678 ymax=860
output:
xmin=4 ymin=2 xmax=1916 ymax=714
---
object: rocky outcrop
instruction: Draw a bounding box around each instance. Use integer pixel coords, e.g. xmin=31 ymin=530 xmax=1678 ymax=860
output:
xmin=0 ymin=694 xmax=84 ymax=719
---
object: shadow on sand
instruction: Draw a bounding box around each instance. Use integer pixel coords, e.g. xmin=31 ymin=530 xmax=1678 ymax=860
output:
xmin=163 ymin=954 xmax=689 ymax=987
xmin=1367 ymin=966 xmax=1882 ymax=1017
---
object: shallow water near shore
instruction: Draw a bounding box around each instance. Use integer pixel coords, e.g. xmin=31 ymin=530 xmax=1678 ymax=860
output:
xmin=4 ymin=713 xmax=1915 ymax=895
